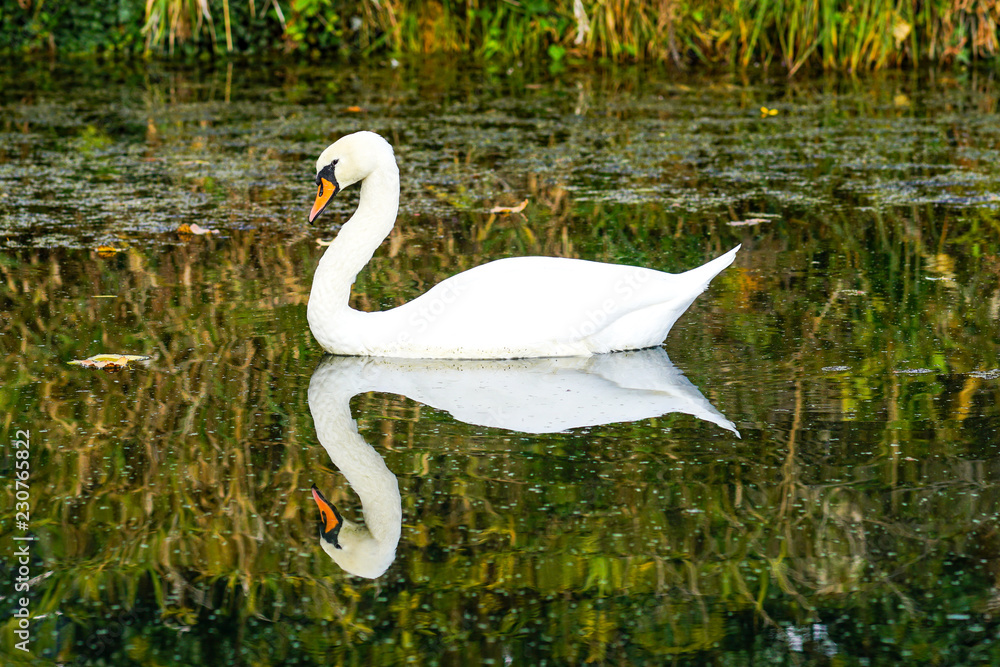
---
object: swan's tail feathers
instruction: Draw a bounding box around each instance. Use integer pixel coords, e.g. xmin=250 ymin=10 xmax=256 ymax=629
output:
xmin=678 ymin=244 xmax=741 ymax=287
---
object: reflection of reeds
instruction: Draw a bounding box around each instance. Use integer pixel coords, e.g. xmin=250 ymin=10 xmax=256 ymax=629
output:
xmin=3 ymin=66 xmax=1000 ymax=662
xmin=1 ymin=206 xmax=998 ymax=660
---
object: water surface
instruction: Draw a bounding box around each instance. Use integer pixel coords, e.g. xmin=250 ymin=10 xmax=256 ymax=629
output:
xmin=1 ymin=60 xmax=999 ymax=665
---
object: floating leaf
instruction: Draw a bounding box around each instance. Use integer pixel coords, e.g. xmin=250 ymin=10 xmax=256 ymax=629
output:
xmin=316 ymin=239 xmax=334 ymax=246
xmin=96 ymin=245 xmax=122 ymax=257
xmin=177 ymin=223 xmax=216 ymax=235
xmin=69 ymin=354 xmax=151 ymax=371
xmin=345 ymin=106 xmax=364 ymax=113
xmin=728 ymin=218 xmax=770 ymax=227
xmin=489 ymin=199 xmax=528 ymax=214
xmin=760 ymin=106 xmax=779 ymax=117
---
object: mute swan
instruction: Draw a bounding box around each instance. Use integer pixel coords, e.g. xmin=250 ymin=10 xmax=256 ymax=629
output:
xmin=308 ymin=130 xmax=739 ymax=359
xmin=307 ymin=350 xmax=736 ymax=577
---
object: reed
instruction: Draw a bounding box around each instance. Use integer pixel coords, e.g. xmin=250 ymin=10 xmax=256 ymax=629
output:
xmin=5 ymin=0 xmax=1000 ymax=69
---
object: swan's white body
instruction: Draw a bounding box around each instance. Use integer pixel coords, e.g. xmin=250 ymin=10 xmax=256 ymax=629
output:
xmin=308 ymin=131 xmax=739 ymax=359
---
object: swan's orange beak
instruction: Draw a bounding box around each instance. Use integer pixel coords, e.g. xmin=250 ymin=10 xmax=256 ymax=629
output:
xmin=309 ymin=178 xmax=338 ymax=224
xmin=311 ymin=484 xmax=343 ymax=548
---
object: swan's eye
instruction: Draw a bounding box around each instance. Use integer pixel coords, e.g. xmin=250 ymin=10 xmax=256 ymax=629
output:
xmin=317 ymin=160 xmax=338 ymax=185
xmin=317 ymin=182 xmax=323 ymax=197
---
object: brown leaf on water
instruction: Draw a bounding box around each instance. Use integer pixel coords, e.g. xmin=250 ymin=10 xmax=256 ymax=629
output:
xmin=177 ymin=223 xmax=216 ymax=236
xmin=489 ymin=199 xmax=528 ymax=214
xmin=96 ymin=245 xmax=122 ymax=257
xmin=69 ymin=354 xmax=151 ymax=371
xmin=316 ymin=238 xmax=334 ymax=246
xmin=728 ymin=218 xmax=770 ymax=227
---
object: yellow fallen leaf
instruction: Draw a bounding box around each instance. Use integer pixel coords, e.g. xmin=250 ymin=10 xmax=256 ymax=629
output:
xmin=760 ymin=106 xmax=778 ymax=117
xmin=96 ymin=245 xmax=121 ymax=257
xmin=69 ymin=354 xmax=150 ymax=371
xmin=489 ymin=199 xmax=529 ymax=214
xmin=316 ymin=239 xmax=334 ymax=246
xmin=345 ymin=106 xmax=364 ymax=113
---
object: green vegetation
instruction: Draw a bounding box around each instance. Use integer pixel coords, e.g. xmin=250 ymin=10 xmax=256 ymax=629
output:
xmin=4 ymin=0 xmax=1000 ymax=71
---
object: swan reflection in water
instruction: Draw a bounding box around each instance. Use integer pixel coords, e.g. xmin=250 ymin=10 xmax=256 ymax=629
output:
xmin=307 ymin=348 xmax=738 ymax=578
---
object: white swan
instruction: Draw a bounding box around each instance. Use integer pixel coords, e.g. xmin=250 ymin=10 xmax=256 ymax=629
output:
xmin=307 ymin=350 xmax=736 ymax=577
xmin=308 ymin=131 xmax=739 ymax=359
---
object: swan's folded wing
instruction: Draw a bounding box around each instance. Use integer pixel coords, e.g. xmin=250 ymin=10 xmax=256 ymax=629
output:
xmin=372 ymin=249 xmax=737 ymax=357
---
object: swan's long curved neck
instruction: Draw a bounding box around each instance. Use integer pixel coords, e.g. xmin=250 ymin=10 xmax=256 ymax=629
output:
xmin=308 ymin=162 xmax=400 ymax=319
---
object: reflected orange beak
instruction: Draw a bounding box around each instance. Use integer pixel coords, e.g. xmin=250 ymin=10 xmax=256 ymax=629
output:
xmin=311 ymin=484 xmax=343 ymax=548
xmin=309 ymin=178 xmax=338 ymax=224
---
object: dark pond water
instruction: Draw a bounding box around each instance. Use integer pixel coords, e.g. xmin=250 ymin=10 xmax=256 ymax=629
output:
xmin=2 ymin=58 xmax=999 ymax=665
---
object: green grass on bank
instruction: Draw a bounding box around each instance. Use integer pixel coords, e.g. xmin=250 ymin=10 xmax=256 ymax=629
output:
xmin=3 ymin=1 xmax=1000 ymax=72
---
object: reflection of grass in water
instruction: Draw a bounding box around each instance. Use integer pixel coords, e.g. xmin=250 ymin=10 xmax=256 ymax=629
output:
xmin=1 ymin=63 xmax=999 ymax=663
xmin=0 ymin=206 xmax=998 ymax=662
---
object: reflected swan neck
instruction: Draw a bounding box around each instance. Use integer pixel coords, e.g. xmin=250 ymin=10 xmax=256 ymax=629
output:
xmin=309 ymin=367 xmax=402 ymax=547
